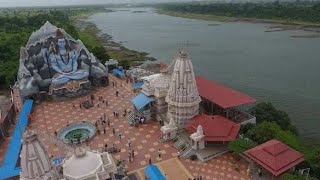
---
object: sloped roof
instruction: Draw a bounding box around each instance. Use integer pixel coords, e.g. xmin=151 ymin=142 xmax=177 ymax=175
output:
xmin=244 ymin=139 xmax=304 ymax=176
xmin=195 ymin=76 xmax=256 ymax=108
xmin=131 ymin=92 xmax=153 ymax=110
xmin=185 ymin=114 xmax=240 ymax=142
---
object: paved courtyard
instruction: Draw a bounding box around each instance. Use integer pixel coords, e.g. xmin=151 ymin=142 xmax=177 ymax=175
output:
xmin=0 ymin=74 xmax=251 ymax=180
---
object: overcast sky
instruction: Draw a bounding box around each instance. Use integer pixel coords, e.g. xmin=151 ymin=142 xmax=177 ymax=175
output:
xmin=0 ymin=0 xmax=190 ymax=7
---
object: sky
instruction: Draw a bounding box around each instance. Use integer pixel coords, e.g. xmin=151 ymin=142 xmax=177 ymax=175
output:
xmin=0 ymin=0 xmax=191 ymax=8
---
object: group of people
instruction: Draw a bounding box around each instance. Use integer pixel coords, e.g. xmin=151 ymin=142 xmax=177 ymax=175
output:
xmin=72 ymin=93 xmax=109 ymax=110
xmin=134 ymin=115 xmax=146 ymax=125
xmin=95 ymin=113 xmax=111 ymax=135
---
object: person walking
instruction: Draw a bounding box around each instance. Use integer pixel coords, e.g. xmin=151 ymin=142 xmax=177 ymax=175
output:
xmin=158 ymin=149 xmax=162 ymax=158
xmin=128 ymin=151 xmax=132 ymax=162
xmin=177 ymin=151 xmax=180 ymax=159
xmin=131 ymin=149 xmax=135 ymax=158
xmin=103 ymin=128 xmax=106 ymax=134
xmin=148 ymin=158 xmax=152 ymax=165
xmin=118 ymin=131 xmax=122 ymax=141
xmin=112 ymin=127 xmax=116 ymax=136
xmin=258 ymin=168 xmax=262 ymax=177
xmin=127 ymin=139 xmax=131 ymax=147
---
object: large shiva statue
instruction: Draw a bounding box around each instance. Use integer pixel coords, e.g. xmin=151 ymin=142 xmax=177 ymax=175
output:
xmin=49 ymin=29 xmax=89 ymax=85
xmin=17 ymin=21 xmax=109 ymax=100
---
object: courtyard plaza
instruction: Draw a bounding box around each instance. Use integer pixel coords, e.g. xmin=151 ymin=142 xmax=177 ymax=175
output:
xmin=0 ymin=74 xmax=250 ymax=180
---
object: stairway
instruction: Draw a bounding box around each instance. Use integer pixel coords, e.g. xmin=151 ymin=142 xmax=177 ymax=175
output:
xmin=173 ymin=137 xmax=187 ymax=150
xmin=125 ymin=109 xmax=144 ymax=125
xmin=181 ymin=146 xmax=195 ymax=158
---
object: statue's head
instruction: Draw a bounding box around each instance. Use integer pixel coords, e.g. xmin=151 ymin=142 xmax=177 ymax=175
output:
xmin=57 ymin=38 xmax=66 ymax=49
xmin=53 ymin=29 xmax=70 ymax=53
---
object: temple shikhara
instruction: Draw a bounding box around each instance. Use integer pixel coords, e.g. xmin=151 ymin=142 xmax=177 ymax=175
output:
xmin=0 ymin=21 xmax=305 ymax=180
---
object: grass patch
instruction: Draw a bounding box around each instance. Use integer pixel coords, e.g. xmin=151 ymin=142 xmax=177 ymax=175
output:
xmin=78 ymin=27 xmax=101 ymax=49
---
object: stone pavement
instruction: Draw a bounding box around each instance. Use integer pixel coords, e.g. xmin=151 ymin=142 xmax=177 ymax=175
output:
xmin=0 ymin=74 xmax=251 ymax=180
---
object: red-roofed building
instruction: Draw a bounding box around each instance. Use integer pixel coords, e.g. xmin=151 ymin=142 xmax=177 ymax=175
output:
xmin=185 ymin=114 xmax=240 ymax=151
xmin=244 ymin=139 xmax=304 ymax=177
xmin=195 ymin=76 xmax=256 ymax=124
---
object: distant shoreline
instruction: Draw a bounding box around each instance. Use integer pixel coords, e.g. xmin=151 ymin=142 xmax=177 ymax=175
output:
xmin=157 ymin=9 xmax=320 ymax=37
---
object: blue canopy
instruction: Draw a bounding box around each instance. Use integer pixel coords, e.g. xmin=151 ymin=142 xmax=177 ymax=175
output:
xmin=144 ymin=165 xmax=166 ymax=180
xmin=131 ymin=92 xmax=152 ymax=110
xmin=112 ymin=69 xmax=125 ymax=78
xmin=132 ymin=82 xmax=144 ymax=89
xmin=0 ymin=100 xmax=33 ymax=179
xmin=52 ymin=157 xmax=64 ymax=165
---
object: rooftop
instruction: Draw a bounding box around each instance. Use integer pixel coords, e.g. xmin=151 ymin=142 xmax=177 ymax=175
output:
xmin=185 ymin=114 xmax=240 ymax=142
xmin=244 ymin=139 xmax=304 ymax=176
xmin=195 ymin=76 xmax=256 ymax=109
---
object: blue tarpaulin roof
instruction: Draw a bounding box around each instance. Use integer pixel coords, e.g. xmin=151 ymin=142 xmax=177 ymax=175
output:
xmin=132 ymin=82 xmax=144 ymax=89
xmin=131 ymin=92 xmax=152 ymax=110
xmin=52 ymin=157 xmax=64 ymax=165
xmin=144 ymin=165 xmax=166 ymax=180
xmin=0 ymin=99 xmax=33 ymax=179
xmin=112 ymin=69 xmax=125 ymax=78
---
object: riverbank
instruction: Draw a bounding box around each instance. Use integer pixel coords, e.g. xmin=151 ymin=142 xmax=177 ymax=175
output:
xmin=73 ymin=11 xmax=156 ymax=66
xmin=157 ymin=9 xmax=320 ymax=37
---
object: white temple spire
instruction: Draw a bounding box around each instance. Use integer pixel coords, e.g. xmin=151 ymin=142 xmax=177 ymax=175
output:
xmin=20 ymin=130 xmax=58 ymax=180
xmin=165 ymin=50 xmax=201 ymax=128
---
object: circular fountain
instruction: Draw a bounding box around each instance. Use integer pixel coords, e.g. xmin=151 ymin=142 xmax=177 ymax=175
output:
xmin=57 ymin=121 xmax=96 ymax=144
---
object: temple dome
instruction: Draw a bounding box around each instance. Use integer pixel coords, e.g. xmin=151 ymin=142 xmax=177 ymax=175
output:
xmin=63 ymin=150 xmax=104 ymax=180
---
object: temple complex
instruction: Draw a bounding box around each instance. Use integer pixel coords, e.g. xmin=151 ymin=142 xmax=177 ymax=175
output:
xmin=0 ymin=20 xmax=307 ymax=180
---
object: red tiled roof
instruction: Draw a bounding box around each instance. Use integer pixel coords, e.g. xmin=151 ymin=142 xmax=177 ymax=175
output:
xmin=185 ymin=114 xmax=240 ymax=142
xmin=244 ymin=139 xmax=304 ymax=176
xmin=195 ymin=76 xmax=256 ymax=109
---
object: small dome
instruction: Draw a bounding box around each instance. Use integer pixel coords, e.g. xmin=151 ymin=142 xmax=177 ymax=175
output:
xmin=63 ymin=151 xmax=103 ymax=180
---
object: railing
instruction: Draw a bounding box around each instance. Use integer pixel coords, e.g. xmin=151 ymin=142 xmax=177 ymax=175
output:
xmin=29 ymin=125 xmax=74 ymax=154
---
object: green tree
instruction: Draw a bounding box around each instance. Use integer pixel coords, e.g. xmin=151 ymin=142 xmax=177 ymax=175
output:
xmin=281 ymin=173 xmax=305 ymax=180
xmin=252 ymin=102 xmax=297 ymax=134
xmin=91 ymin=46 xmax=110 ymax=64
xmin=228 ymin=138 xmax=257 ymax=155
xmin=119 ymin=59 xmax=130 ymax=70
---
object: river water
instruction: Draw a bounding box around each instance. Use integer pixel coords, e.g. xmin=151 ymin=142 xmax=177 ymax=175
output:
xmin=88 ymin=8 xmax=320 ymax=143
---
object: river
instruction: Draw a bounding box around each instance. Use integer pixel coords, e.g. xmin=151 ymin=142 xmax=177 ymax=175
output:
xmin=88 ymin=8 xmax=320 ymax=143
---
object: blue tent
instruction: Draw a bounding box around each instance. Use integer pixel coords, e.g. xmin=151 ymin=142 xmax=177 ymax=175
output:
xmin=112 ymin=69 xmax=125 ymax=78
xmin=131 ymin=82 xmax=144 ymax=89
xmin=52 ymin=157 xmax=64 ymax=165
xmin=131 ymin=92 xmax=152 ymax=110
xmin=144 ymin=165 xmax=166 ymax=180
xmin=0 ymin=100 xmax=33 ymax=179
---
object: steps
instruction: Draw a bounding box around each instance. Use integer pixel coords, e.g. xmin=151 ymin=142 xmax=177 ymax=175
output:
xmin=181 ymin=146 xmax=195 ymax=158
xmin=125 ymin=109 xmax=144 ymax=125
